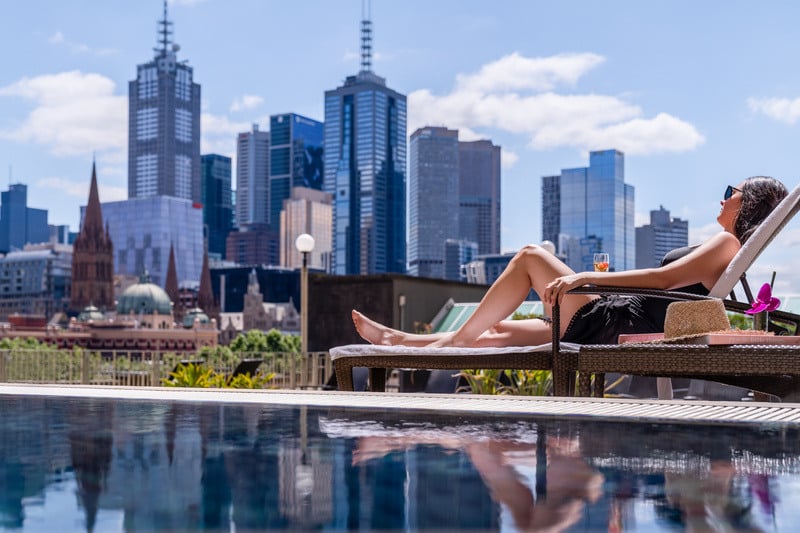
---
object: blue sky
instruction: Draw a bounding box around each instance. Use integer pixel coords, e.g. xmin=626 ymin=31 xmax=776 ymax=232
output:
xmin=2 ymin=0 xmax=800 ymax=292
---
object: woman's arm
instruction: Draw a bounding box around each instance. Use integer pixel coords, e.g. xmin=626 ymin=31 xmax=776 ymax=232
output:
xmin=543 ymin=231 xmax=741 ymax=305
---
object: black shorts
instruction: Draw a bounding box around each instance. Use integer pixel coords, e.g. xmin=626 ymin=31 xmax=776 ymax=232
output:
xmin=561 ymin=295 xmax=665 ymax=344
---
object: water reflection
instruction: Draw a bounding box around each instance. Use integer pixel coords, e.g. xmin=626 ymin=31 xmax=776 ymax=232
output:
xmin=351 ymin=431 xmax=603 ymax=531
xmin=0 ymin=395 xmax=799 ymax=531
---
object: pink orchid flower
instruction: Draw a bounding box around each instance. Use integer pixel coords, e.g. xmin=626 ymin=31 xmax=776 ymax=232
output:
xmin=745 ymin=283 xmax=781 ymax=314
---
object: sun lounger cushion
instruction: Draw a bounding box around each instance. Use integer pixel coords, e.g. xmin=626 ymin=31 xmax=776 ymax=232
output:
xmin=330 ymin=342 xmax=580 ymax=361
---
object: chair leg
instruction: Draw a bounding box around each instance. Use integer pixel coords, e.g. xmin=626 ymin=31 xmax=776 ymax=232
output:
xmin=334 ymin=361 xmax=354 ymax=391
xmin=594 ymin=373 xmax=605 ymax=398
xmin=578 ymin=373 xmax=592 ymax=397
xmin=369 ymin=368 xmax=387 ymax=392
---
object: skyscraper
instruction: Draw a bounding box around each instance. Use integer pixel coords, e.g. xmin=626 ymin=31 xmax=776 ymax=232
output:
xmin=324 ymin=16 xmax=407 ymax=275
xmin=459 ymin=140 xmax=501 ymax=256
xmin=235 ymin=124 xmax=270 ymax=228
xmin=541 ymin=175 xmax=561 ymax=245
xmin=269 ymin=113 xmax=324 ymax=229
xmin=92 ymin=196 xmax=204 ymax=287
xmin=545 ymin=149 xmax=635 ymax=272
xmin=200 ymin=154 xmax=233 ymax=259
xmin=280 ymin=186 xmax=332 ymax=270
xmin=408 ymin=127 xmax=459 ymax=278
xmin=0 ymin=183 xmax=48 ymax=253
xmin=128 ymin=1 xmax=201 ymax=202
xmin=635 ymin=205 xmax=688 ymax=268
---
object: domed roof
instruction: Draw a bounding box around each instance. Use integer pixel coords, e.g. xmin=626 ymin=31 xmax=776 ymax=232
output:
xmin=117 ymin=272 xmax=173 ymax=315
xmin=182 ymin=307 xmax=210 ymax=328
xmin=77 ymin=305 xmax=105 ymax=323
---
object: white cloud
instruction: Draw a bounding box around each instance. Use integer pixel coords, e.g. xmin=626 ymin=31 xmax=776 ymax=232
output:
xmin=36 ymin=176 xmax=126 ymax=202
xmin=47 ymin=31 xmax=117 ymax=56
xmin=635 ymin=212 xmax=650 ymax=227
xmin=689 ymin=222 xmax=722 ymax=245
xmin=230 ymin=94 xmax=264 ymax=113
xmin=0 ymin=71 xmax=126 ymax=157
xmin=747 ymin=97 xmax=800 ymax=125
xmin=455 ymin=52 xmax=604 ymax=93
xmin=500 ymin=149 xmax=518 ymax=169
xmin=409 ymin=52 xmax=705 ymax=156
xmin=201 ymin=112 xmax=249 ymax=158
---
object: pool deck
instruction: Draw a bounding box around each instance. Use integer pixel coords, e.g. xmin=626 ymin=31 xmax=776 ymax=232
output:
xmin=4 ymin=383 xmax=800 ymax=425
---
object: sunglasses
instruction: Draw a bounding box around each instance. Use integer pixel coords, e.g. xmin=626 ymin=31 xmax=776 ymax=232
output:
xmin=724 ymin=185 xmax=742 ymax=201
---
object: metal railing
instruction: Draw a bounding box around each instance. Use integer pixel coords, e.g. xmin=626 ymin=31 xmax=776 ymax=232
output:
xmin=0 ymin=349 xmax=335 ymax=389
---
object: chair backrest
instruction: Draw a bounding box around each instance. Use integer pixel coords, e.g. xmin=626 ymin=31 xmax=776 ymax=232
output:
xmin=709 ymin=182 xmax=800 ymax=298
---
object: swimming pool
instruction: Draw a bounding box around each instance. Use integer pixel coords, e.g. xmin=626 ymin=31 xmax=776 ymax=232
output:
xmin=2 ymin=385 xmax=800 ymax=531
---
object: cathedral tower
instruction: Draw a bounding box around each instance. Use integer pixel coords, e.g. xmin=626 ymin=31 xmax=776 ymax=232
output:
xmin=71 ymin=163 xmax=115 ymax=312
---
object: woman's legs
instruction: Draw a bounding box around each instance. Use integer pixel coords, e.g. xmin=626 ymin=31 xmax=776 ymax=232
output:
xmin=353 ymin=244 xmax=598 ymax=348
xmin=353 ymin=310 xmax=554 ymax=347
xmin=431 ymin=244 xmax=596 ymax=347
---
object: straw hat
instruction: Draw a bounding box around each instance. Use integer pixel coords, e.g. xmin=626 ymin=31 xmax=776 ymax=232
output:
xmin=662 ymin=299 xmax=732 ymax=343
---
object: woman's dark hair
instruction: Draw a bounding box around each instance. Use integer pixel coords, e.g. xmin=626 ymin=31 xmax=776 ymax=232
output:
xmin=733 ymin=176 xmax=788 ymax=244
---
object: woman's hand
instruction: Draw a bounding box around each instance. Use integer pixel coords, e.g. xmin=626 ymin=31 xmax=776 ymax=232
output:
xmin=544 ymin=273 xmax=589 ymax=305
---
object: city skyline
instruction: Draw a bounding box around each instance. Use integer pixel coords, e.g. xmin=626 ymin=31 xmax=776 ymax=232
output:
xmin=2 ymin=1 xmax=800 ymax=290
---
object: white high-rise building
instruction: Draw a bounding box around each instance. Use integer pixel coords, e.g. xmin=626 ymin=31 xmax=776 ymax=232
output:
xmin=280 ymin=187 xmax=332 ymax=271
xmin=235 ymin=124 xmax=270 ymax=228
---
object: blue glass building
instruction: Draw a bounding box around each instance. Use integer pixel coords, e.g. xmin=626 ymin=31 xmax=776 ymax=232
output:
xmin=554 ymin=149 xmax=635 ymax=272
xmin=323 ymin=19 xmax=407 ymax=275
xmin=200 ymin=154 xmax=233 ymax=259
xmin=269 ymin=113 xmax=324 ymax=229
xmin=0 ymin=183 xmax=49 ymax=253
xmin=85 ymin=196 xmax=204 ymax=286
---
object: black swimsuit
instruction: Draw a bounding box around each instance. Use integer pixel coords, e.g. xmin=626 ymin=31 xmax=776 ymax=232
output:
xmin=561 ymin=245 xmax=709 ymax=344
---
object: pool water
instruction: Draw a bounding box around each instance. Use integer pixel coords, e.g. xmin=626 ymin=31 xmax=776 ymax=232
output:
xmin=2 ymin=394 xmax=800 ymax=532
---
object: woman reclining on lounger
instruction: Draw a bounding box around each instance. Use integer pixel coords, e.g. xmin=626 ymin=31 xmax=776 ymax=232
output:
xmin=354 ymin=176 xmax=788 ymax=348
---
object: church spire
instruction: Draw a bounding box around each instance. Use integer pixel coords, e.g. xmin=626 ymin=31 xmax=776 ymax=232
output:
xmin=197 ymin=249 xmax=216 ymax=320
xmin=164 ymin=243 xmax=181 ymax=322
xmin=70 ymin=163 xmax=114 ymax=313
xmin=82 ymin=161 xmax=105 ymax=239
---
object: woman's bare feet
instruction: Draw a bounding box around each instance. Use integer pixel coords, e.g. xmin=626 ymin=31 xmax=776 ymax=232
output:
xmin=352 ymin=310 xmax=404 ymax=345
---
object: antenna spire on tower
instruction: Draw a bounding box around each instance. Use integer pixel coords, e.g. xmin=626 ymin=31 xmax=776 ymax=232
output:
xmin=155 ymin=0 xmax=173 ymax=57
xmin=360 ymin=0 xmax=373 ymax=73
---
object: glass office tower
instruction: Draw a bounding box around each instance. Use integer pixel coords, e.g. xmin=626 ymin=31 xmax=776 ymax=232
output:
xmin=269 ymin=113 xmax=324 ymax=229
xmin=557 ymin=150 xmax=635 ymax=272
xmin=200 ymin=154 xmax=233 ymax=259
xmin=323 ymin=19 xmax=407 ymax=275
xmin=408 ymin=127 xmax=459 ymax=278
xmin=88 ymin=196 xmax=204 ymax=286
xmin=0 ymin=183 xmax=48 ymax=253
xmin=128 ymin=3 xmax=201 ymax=203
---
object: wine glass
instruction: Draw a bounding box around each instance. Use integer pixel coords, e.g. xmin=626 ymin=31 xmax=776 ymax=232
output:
xmin=593 ymin=253 xmax=609 ymax=272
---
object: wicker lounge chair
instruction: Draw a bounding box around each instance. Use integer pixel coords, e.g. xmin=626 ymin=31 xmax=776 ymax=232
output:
xmin=329 ymin=343 xmax=579 ymax=393
xmin=556 ymin=182 xmax=800 ymax=400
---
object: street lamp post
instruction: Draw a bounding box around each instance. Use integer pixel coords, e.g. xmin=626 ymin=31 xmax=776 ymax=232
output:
xmin=295 ymin=233 xmax=315 ymax=356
